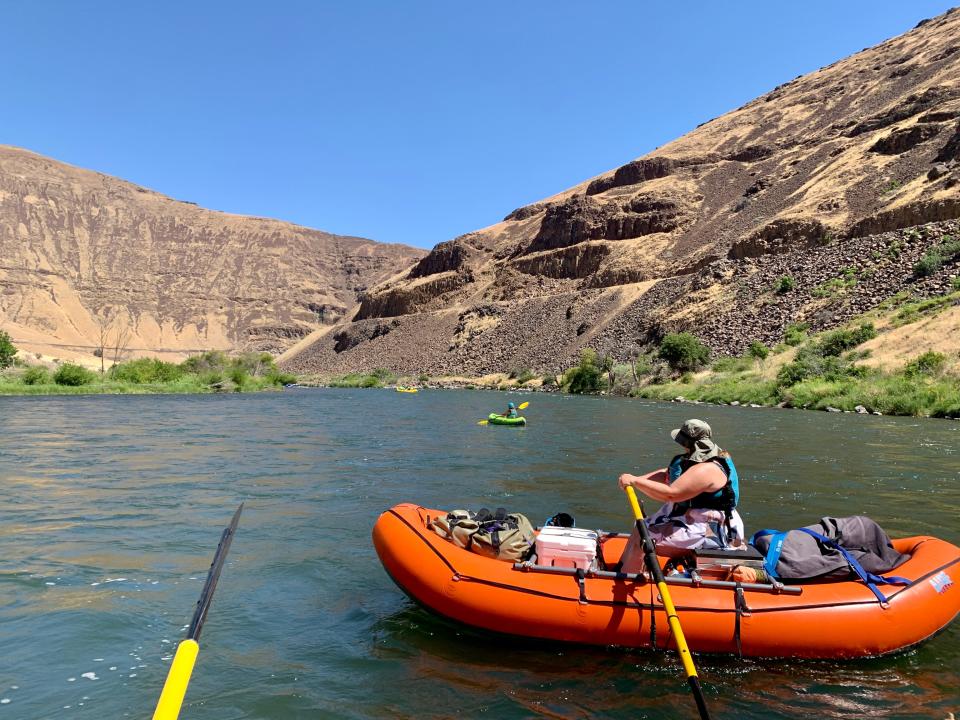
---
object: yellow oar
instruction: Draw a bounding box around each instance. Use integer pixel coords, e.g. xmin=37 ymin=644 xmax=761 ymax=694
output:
xmin=478 ymin=401 xmax=528 ymax=424
xmin=153 ymin=503 xmax=243 ymax=720
xmin=625 ymin=487 xmax=711 ymax=720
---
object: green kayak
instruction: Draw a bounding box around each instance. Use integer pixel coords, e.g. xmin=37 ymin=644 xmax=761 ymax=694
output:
xmin=488 ymin=413 xmax=526 ymax=426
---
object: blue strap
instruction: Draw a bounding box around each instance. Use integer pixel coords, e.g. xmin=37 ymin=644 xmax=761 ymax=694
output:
xmin=751 ymin=529 xmax=786 ymax=579
xmin=798 ymin=528 xmax=911 ymax=604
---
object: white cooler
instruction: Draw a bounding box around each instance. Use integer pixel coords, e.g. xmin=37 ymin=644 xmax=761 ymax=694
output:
xmin=535 ymin=526 xmax=598 ymax=571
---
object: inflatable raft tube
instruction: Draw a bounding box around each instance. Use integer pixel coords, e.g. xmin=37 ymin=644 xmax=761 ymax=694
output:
xmin=373 ymin=503 xmax=960 ymax=659
xmin=487 ymin=413 xmax=526 ymax=426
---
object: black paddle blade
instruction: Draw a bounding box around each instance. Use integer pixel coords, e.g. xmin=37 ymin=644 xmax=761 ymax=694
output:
xmin=187 ymin=503 xmax=244 ymax=641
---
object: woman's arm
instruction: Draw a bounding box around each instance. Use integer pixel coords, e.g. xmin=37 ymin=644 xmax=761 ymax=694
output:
xmin=618 ymin=462 xmax=726 ymax=503
xmin=617 ymin=468 xmax=668 ymax=498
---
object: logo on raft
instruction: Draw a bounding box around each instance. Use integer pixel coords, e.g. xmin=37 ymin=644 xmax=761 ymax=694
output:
xmin=929 ymin=571 xmax=954 ymax=594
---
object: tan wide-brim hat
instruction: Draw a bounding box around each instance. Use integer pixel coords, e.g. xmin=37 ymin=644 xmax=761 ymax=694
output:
xmin=671 ymin=418 xmax=713 ymax=446
xmin=670 ymin=418 xmax=722 ymax=462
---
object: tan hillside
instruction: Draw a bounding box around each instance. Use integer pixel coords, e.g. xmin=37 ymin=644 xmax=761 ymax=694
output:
xmin=284 ymin=8 xmax=960 ymax=377
xmin=0 ymin=146 xmax=424 ymax=363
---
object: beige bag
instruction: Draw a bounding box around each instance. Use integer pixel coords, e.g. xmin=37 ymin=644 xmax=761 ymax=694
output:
xmin=432 ymin=508 xmax=535 ymax=562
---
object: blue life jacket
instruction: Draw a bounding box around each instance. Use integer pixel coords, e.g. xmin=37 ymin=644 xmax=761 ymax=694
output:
xmin=667 ymin=453 xmax=740 ymax=517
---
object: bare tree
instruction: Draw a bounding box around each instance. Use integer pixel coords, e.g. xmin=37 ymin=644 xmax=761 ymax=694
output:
xmin=94 ymin=311 xmax=115 ymax=374
xmin=111 ymin=323 xmax=133 ymax=367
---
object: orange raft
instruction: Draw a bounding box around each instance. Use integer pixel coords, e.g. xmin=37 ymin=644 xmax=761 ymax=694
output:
xmin=373 ymin=503 xmax=960 ymax=659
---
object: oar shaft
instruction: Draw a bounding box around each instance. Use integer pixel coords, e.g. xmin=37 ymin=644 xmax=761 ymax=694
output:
xmin=152 ymin=639 xmax=199 ymax=720
xmin=657 ymin=578 xmax=698 ymax=678
xmin=151 ymin=504 xmax=243 ymax=720
xmin=626 ymin=487 xmax=711 ymax=720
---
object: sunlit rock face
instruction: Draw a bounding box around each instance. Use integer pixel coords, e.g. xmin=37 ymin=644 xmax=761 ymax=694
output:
xmin=0 ymin=146 xmax=424 ymax=361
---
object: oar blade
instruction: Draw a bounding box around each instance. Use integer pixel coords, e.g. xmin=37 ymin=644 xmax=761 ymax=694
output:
xmin=477 ymin=420 xmax=488 ymax=425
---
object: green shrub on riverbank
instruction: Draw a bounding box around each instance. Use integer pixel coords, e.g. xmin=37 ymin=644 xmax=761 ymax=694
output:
xmin=658 ymin=332 xmax=710 ymax=372
xmin=54 ymin=363 xmax=96 ymax=386
xmin=22 ymin=366 xmax=50 ymax=385
xmin=329 ymin=368 xmax=396 ymax=388
xmin=562 ymin=349 xmax=607 ymax=394
xmin=111 ymin=358 xmax=184 ymax=383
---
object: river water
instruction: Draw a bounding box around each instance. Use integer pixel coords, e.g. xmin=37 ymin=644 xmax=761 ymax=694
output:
xmin=0 ymin=389 xmax=957 ymax=719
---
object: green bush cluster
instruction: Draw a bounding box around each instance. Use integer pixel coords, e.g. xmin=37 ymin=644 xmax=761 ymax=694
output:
xmin=179 ymin=350 xmax=295 ymax=388
xmin=816 ymin=323 xmax=877 ymax=357
xmin=748 ymin=341 xmax=770 ymax=361
xmin=329 ymin=367 xmax=395 ymax=388
xmin=904 ymin=351 xmax=947 ymax=377
xmin=111 ymin=358 xmax=184 ymax=384
xmin=509 ymin=367 xmax=536 ymax=384
xmin=811 ymin=268 xmax=857 ymax=298
xmin=774 ymin=276 xmax=796 ymax=294
xmin=633 ymin=354 xmax=654 ymax=377
xmin=783 ymin=322 xmax=809 ymax=346
xmin=657 ymin=333 xmax=710 ymax=372
xmin=776 ymin=324 xmax=876 ymax=388
xmin=563 ymin=348 xmax=605 ymax=394
xmin=180 ymin=350 xmax=231 ymax=374
xmin=53 ymin=363 xmax=96 ymax=386
xmin=21 ymin=366 xmax=50 ymax=385
xmin=913 ymin=236 xmax=960 ymax=278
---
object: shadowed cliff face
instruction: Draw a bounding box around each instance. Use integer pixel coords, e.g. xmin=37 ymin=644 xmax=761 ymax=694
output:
xmin=0 ymin=146 xmax=424 ymax=361
xmin=285 ymin=8 xmax=960 ymax=376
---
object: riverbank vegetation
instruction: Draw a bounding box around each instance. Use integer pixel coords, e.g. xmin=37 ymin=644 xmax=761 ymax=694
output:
xmin=552 ymin=292 xmax=960 ymax=417
xmin=0 ymin=338 xmax=296 ymax=395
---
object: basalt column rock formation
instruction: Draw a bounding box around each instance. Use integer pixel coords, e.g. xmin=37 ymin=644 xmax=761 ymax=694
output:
xmin=0 ymin=146 xmax=424 ymax=362
xmin=284 ymin=7 xmax=960 ymax=377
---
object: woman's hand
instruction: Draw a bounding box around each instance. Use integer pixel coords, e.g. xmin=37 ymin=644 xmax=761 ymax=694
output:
xmin=618 ymin=473 xmax=636 ymax=490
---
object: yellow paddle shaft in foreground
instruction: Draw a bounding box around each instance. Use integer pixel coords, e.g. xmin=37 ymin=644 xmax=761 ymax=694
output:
xmin=152 ymin=639 xmax=199 ymax=720
xmin=626 ymin=487 xmax=711 ymax=719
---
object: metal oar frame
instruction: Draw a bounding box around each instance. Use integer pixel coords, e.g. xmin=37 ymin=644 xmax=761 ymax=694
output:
xmin=513 ymin=559 xmax=803 ymax=595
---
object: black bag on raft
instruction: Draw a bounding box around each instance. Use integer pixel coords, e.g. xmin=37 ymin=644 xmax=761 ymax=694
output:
xmin=751 ymin=515 xmax=910 ymax=582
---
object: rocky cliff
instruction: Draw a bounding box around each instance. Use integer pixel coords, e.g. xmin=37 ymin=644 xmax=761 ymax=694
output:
xmin=284 ymin=8 xmax=960 ymax=377
xmin=0 ymin=146 xmax=424 ymax=362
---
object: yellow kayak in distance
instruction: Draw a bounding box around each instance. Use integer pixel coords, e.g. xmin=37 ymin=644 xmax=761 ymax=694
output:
xmin=395 ymin=386 xmax=419 ymax=393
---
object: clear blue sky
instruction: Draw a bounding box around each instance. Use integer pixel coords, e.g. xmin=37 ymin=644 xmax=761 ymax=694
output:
xmin=2 ymin=1 xmax=955 ymax=249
